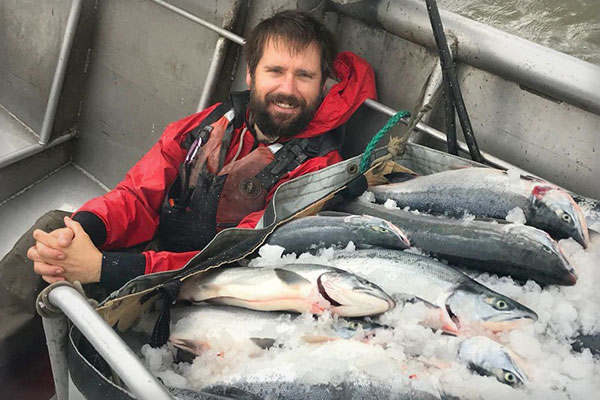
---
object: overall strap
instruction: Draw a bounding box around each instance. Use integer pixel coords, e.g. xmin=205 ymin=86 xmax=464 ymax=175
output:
xmin=180 ymin=90 xmax=249 ymax=150
xmin=255 ymin=125 xmax=345 ymax=192
xmin=180 ymin=102 xmax=230 ymax=150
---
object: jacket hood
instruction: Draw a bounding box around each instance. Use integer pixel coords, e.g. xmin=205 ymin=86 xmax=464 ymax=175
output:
xmin=294 ymin=51 xmax=377 ymax=139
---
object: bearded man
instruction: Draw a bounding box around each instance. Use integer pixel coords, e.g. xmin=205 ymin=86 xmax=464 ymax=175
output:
xmin=27 ymin=9 xmax=376 ymax=290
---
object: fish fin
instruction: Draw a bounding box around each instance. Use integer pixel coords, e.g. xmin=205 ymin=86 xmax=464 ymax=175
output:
xmin=316 ymin=211 xmax=353 ymax=217
xmin=204 ymin=386 xmax=262 ymax=400
xmin=301 ymin=335 xmax=338 ymax=344
xmin=392 ymin=293 xmax=437 ymax=309
xmin=249 ymin=337 xmax=277 ymax=349
xmin=274 ymin=268 xmax=312 ymax=285
xmin=518 ymin=173 xmax=544 ymax=182
xmin=175 ymin=348 xmax=197 ymax=364
xmin=384 ymin=172 xmax=418 ymax=183
xmin=449 ymin=165 xmax=472 ymax=170
xmin=169 ymin=338 xmax=208 ymax=356
xmin=588 ymin=229 xmax=600 ymax=250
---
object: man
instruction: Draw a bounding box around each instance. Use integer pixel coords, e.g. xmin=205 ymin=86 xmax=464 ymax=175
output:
xmin=26 ymin=9 xmax=376 ymax=291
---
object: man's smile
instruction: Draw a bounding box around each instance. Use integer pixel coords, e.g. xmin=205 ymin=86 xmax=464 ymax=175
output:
xmin=269 ymin=101 xmax=300 ymax=115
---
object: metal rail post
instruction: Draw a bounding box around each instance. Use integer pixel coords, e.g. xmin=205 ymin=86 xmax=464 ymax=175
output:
xmin=39 ymin=0 xmax=83 ymax=145
xmin=196 ymin=0 xmax=243 ymax=112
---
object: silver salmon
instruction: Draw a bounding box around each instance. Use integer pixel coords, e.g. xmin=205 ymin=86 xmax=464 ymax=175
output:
xmin=266 ymin=214 xmax=410 ymax=253
xmin=458 ymin=336 xmax=528 ymax=387
xmin=370 ymin=167 xmax=589 ymax=247
xmin=168 ymin=304 xmax=387 ymax=356
xmin=331 ymin=249 xmax=538 ymax=334
xmin=335 ymin=200 xmax=577 ymax=285
xmin=177 ymin=264 xmax=395 ymax=317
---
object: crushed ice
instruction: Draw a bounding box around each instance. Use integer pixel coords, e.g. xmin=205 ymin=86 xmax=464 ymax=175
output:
xmin=137 ymin=218 xmax=600 ymax=400
xmin=506 ymin=207 xmax=527 ymax=224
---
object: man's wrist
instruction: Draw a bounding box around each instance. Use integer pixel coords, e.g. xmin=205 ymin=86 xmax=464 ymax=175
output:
xmin=99 ymin=252 xmax=147 ymax=292
xmin=72 ymin=211 xmax=107 ymax=247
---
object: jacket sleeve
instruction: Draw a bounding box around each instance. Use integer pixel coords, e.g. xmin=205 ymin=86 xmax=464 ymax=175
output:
xmin=73 ymin=104 xmax=221 ymax=250
xmin=142 ymin=250 xmax=198 ymax=275
xmin=98 ymin=250 xmax=198 ymax=289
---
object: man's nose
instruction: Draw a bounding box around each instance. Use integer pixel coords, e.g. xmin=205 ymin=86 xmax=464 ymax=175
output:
xmin=278 ymin=73 xmax=298 ymax=95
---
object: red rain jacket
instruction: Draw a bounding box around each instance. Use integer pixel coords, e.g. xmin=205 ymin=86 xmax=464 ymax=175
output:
xmin=74 ymin=52 xmax=377 ymax=274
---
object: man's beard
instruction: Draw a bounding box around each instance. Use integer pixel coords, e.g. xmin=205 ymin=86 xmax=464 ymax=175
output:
xmin=248 ymin=89 xmax=320 ymax=140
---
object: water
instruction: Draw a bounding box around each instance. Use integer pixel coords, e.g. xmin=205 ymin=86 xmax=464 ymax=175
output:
xmin=438 ymin=0 xmax=600 ymax=66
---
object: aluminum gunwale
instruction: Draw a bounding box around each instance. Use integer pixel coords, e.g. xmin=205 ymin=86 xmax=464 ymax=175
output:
xmin=39 ymin=0 xmax=84 ymax=145
xmin=331 ymin=0 xmax=600 ymax=115
xmin=46 ymin=285 xmax=173 ymax=400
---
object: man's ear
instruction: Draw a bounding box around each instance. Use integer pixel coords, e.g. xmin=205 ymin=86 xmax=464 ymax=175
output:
xmin=245 ymin=66 xmax=252 ymax=88
xmin=322 ymin=77 xmax=336 ymax=96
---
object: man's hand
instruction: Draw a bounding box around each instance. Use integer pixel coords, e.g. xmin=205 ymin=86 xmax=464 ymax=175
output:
xmin=31 ymin=225 xmax=75 ymax=262
xmin=28 ymin=216 xmax=103 ymax=284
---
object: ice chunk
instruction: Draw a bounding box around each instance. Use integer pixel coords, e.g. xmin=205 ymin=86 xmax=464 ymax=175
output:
xmin=383 ymin=199 xmax=398 ymax=209
xmin=258 ymin=244 xmax=286 ymax=261
xmin=157 ymin=370 xmax=188 ymax=388
xmin=461 ymin=210 xmax=476 ymax=222
xmin=358 ymin=190 xmax=376 ymax=203
xmin=506 ymin=207 xmax=526 ymax=224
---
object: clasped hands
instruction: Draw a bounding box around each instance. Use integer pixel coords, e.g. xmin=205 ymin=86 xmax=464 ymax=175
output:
xmin=27 ymin=216 xmax=102 ymax=284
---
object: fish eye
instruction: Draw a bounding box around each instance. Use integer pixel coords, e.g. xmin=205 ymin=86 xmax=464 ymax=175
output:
xmin=542 ymin=245 xmax=552 ymax=253
xmin=561 ymin=213 xmax=572 ymax=223
xmin=370 ymin=226 xmax=389 ymax=233
xmin=494 ymin=299 xmax=509 ymax=310
xmin=356 ymin=277 xmax=372 ymax=287
xmin=349 ymin=321 xmax=360 ymax=329
xmin=503 ymin=371 xmax=517 ymax=385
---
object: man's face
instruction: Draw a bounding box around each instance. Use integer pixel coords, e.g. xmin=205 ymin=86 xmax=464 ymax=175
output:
xmin=246 ymin=38 xmax=324 ymax=139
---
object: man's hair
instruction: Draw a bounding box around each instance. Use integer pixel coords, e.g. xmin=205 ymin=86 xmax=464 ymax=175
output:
xmin=244 ymin=10 xmax=338 ymax=83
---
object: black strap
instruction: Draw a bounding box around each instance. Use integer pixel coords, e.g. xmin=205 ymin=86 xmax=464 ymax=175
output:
xmin=178 ymin=91 xmax=250 ymax=205
xmin=181 ymin=103 xmax=230 ymax=150
xmin=180 ymin=91 xmax=249 ymax=150
xmin=255 ymin=126 xmax=344 ymax=193
xmin=150 ymin=280 xmax=181 ymax=348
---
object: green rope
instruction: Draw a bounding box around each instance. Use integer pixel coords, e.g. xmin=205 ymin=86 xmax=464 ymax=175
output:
xmin=359 ymin=110 xmax=411 ymax=173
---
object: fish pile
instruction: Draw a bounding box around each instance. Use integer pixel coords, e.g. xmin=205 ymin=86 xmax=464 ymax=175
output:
xmin=136 ymin=167 xmax=600 ymax=399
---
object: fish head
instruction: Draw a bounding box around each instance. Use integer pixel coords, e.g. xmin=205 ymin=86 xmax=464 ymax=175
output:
xmin=317 ymin=269 xmax=395 ymax=317
xmin=458 ymin=336 xmax=528 ymax=387
xmin=331 ymin=318 xmax=390 ymax=341
xmin=392 ymin=293 xmax=459 ymax=334
xmin=508 ymin=225 xmax=577 ymax=285
xmin=168 ymin=337 xmax=210 ymax=356
xmin=446 ymin=281 xmax=538 ymax=332
xmin=530 ymin=186 xmax=589 ymax=248
xmin=345 ymin=215 xmax=411 ymax=250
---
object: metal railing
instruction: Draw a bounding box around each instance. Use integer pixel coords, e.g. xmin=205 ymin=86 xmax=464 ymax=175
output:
xmin=0 ymin=0 xmax=83 ymax=168
xmin=38 ymin=283 xmax=173 ymax=400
